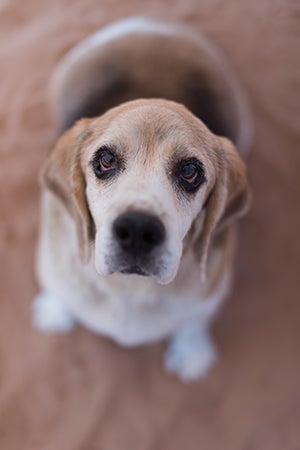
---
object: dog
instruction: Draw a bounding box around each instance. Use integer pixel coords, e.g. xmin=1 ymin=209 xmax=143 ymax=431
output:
xmin=33 ymin=17 xmax=252 ymax=382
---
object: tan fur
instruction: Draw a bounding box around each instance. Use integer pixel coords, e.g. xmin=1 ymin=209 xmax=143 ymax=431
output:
xmin=194 ymin=136 xmax=250 ymax=280
xmin=41 ymin=119 xmax=95 ymax=262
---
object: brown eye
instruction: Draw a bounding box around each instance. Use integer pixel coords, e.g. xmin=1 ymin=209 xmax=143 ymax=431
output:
xmin=100 ymin=149 xmax=116 ymax=170
xmin=180 ymin=163 xmax=198 ymax=182
xmin=176 ymin=158 xmax=206 ymax=194
xmin=92 ymin=147 xmax=118 ymax=179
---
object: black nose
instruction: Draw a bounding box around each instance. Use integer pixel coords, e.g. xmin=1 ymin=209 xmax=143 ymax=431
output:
xmin=113 ymin=211 xmax=165 ymax=254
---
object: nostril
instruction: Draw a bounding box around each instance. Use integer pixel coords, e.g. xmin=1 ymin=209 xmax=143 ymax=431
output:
xmin=116 ymin=227 xmax=130 ymax=241
xmin=114 ymin=224 xmax=133 ymax=251
xmin=140 ymin=218 xmax=165 ymax=253
xmin=143 ymin=231 xmax=155 ymax=244
xmin=142 ymin=224 xmax=164 ymax=246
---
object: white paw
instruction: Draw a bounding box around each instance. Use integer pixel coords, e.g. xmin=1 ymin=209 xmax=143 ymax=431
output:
xmin=164 ymin=330 xmax=217 ymax=382
xmin=32 ymin=292 xmax=76 ymax=334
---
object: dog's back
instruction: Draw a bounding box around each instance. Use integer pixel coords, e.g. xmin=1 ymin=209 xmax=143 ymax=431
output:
xmin=50 ymin=17 xmax=252 ymax=156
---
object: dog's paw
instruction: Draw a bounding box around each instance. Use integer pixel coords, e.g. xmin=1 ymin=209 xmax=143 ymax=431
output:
xmin=32 ymin=292 xmax=76 ymax=334
xmin=164 ymin=327 xmax=217 ymax=382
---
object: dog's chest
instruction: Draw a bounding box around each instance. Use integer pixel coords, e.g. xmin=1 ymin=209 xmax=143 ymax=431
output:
xmin=68 ymin=263 xmax=224 ymax=346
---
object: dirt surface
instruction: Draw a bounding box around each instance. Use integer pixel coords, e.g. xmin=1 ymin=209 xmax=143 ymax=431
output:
xmin=0 ymin=1 xmax=299 ymax=449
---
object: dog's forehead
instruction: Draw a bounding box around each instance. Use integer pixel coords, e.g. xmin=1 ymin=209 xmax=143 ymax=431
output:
xmin=88 ymin=100 xmax=216 ymax=163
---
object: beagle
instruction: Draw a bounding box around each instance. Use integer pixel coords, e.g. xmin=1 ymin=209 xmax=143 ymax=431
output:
xmin=33 ymin=17 xmax=251 ymax=381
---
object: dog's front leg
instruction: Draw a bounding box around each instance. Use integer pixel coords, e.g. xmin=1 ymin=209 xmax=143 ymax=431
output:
xmin=32 ymin=291 xmax=76 ymax=334
xmin=164 ymin=317 xmax=217 ymax=382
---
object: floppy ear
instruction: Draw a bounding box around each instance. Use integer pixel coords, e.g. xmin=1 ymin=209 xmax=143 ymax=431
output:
xmin=41 ymin=119 xmax=94 ymax=263
xmin=194 ymin=136 xmax=251 ymax=281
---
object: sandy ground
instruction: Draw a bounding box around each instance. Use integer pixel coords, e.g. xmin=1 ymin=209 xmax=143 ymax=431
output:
xmin=0 ymin=0 xmax=299 ymax=449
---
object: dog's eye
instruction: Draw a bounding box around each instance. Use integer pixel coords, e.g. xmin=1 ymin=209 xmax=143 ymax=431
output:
xmin=92 ymin=147 xmax=117 ymax=179
xmin=180 ymin=163 xmax=198 ymax=182
xmin=99 ymin=149 xmax=116 ymax=170
xmin=177 ymin=158 xmax=206 ymax=193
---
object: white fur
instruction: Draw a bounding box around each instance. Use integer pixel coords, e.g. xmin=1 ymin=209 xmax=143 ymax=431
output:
xmin=32 ymin=291 xmax=75 ymax=333
xmin=164 ymin=318 xmax=217 ymax=381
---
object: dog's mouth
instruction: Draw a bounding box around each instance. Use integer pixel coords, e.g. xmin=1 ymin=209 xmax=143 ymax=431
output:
xmin=120 ymin=265 xmax=149 ymax=276
xmin=108 ymin=253 xmax=163 ymax=279
xmin=99 ymin=251 xmax=178 ymax=285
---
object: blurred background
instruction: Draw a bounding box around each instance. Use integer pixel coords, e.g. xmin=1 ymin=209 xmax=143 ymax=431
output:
xmin=0 ymin=1 xmax=299 ymax=449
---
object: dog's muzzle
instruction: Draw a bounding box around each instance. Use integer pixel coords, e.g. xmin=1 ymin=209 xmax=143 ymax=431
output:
xmin=112 ymin=210 xmax=166 ymax=276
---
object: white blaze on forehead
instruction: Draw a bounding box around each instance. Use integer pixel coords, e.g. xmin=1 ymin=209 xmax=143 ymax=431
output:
xmin=87 ymin=166 xmax=180 ymax=233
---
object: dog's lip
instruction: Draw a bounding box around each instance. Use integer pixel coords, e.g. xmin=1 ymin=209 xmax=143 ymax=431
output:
xmin=120 ymin=265 xmax=150 ymax=276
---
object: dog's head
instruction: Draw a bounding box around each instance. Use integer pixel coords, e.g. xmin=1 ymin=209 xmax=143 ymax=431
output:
xmin=42 ymin=99 xmax=250 ymax=284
